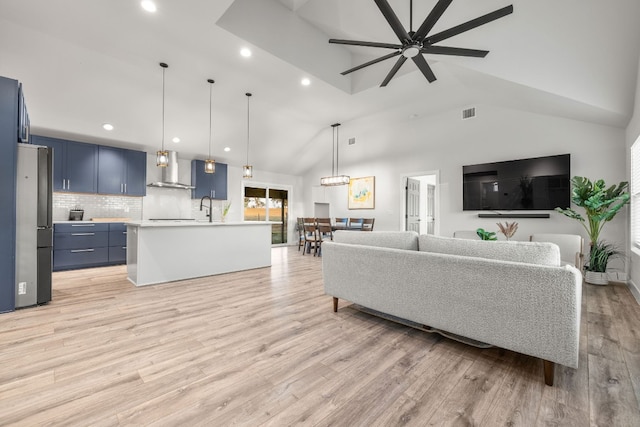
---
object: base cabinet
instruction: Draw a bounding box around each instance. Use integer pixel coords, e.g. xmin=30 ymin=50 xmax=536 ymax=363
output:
xmin=53 ymin=222 xmax=127 ymax=271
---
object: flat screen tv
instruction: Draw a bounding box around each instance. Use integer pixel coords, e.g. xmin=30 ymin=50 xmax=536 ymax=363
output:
xmin=463 ymin=154 xmax=570 ymax=211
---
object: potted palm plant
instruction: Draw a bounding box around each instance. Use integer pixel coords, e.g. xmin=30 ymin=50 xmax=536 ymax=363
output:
xmin=555 ymin=176 xmax=629 ymax=285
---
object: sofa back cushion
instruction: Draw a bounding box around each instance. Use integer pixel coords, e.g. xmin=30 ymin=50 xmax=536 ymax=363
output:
xmin=333 ymin=230 xmax=419 ymax=251
xmin=418 ymin=234 xmax=560 ymax=266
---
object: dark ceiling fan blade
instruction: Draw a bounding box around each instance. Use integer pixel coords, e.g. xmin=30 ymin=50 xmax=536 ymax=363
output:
xmin=413 ymin=0 xmax=453 ymax=41
xmin=340 ymin=51 xmax=401 ymax=75
xmin=374 ymin=0 xmax=411 ymax=42
xmin=381 ymin=56 xmax=407 ymax=87
xmin=329 ymin=39 xmax=402 ymax=50
xmin=421 ymin=45 xmax=489 ymax=57
xmin=412 ymin=55 xmax=436 ymax=83
xmin=426 ymin=5 xmax=513 ymax=45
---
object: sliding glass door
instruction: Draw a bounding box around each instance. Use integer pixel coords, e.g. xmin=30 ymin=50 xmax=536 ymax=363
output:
xmin=244 ymin=186 xmax=289 ymax=245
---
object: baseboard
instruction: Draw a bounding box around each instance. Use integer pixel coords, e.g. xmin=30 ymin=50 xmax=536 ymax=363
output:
xmin=628 ymin=280 xmax=640 ymax=305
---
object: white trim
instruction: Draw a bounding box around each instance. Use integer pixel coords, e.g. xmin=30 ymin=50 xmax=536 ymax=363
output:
xmin=628 ymin=280 xmax=640 ymax=305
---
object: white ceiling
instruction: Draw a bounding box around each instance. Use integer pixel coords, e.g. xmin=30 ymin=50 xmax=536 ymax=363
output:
xmin=0 ymin=0 xmax=638 ymax=176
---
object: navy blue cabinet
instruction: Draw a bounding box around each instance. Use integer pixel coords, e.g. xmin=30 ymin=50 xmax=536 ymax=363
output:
xmin=0 ymin=76 xmax=21 ymax=313
xmin=53 ymin=222 xmax=127 ymax=270
xmin=108 ymin=223 xmax=127 ymax=264
xmin=191 ymin=160 xmax=227 ymax=200
xmin=97 ymin=146 xmax=147 ymax=196
xmin=32 ymin=135 xmax=97 ymax=193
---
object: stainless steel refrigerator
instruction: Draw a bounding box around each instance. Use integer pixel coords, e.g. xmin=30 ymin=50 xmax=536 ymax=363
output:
xmin=16 ymin=143 xmax=53 ymax=308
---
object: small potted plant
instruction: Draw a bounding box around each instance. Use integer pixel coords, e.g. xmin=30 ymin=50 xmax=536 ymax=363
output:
xmin=476 ymin=228 xmax=497 ymax=241
xmin=555 ymin=176 xmax=629 ymax=285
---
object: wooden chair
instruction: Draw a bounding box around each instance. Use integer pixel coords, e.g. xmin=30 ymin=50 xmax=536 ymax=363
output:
xmin=302 ymin=218 xmax=320 ymax=256
xmin=296 ymin=217 xmax=305 ymax=251
xmin=349 ymin=218 xmax=364 ymax=230
xmin=362 ymin=218 xmax=375 ymax=231
xmin=317 ymin=223 xmax=333 ymax=256
xmin=530 ymin=233 xmax=584 ymax=269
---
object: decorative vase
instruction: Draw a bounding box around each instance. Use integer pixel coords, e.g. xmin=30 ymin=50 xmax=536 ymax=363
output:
xmin=585 ymin=271 xmax=608 ymax=286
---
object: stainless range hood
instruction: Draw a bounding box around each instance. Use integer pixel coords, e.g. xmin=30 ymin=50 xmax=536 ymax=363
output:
xmin=147 ymin=151 xmax=194 ymax=190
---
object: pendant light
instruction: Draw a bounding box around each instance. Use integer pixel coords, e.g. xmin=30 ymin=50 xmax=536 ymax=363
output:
xmin=243 ymin=92 xmax=253 ymax=179
xmin=204 ymin=78 xmax=215 ymax=174
xmin=320 ymin=123 xmax=350 ymax=186
xmin=156 ymin=62 xmax=169 ymax=167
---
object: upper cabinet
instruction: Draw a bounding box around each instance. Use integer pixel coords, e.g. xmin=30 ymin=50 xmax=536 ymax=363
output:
xmin=32 ymin=135 xmax=97 ymax=193
xmin=191 ymin=160 xmax=227 ymax=200
xmin=97 ymin=146 xmax=147 ymax=196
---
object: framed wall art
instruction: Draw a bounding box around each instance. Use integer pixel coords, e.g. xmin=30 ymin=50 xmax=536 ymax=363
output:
xmin=348 ymin=176 xmax=375 ymax=209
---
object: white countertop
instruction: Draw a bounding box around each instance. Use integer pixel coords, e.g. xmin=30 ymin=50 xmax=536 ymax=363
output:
xmin=127 ymin=220 xmax=275 ymax=228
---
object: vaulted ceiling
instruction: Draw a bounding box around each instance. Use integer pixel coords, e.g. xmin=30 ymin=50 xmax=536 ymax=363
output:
xmin=0 ymin=0 xmax=638 ymax=176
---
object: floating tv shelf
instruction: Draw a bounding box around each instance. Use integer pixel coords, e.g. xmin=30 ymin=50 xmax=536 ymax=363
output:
xmin=477 ymin=213 xmax=550 ymax=219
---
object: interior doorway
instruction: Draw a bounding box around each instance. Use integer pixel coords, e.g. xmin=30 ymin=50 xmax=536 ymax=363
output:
xmin=402 ymin=171 xmax=439 ymax=235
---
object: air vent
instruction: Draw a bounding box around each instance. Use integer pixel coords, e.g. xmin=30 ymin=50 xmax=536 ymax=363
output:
xmin=462 ymin=107 xmax=476 ymax=120
xmin=348 ymin=137 xmax=356 ymax=145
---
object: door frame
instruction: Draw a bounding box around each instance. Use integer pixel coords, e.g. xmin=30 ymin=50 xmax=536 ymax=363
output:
xmin=241 ymin=180 xmax=293 ymax=247
xmin=399 ymin=170 xmax=440 ymax=235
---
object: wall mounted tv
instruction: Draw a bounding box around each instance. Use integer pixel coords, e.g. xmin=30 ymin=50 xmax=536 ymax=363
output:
xmin=463 ymin=154 xmax=570 ymax=211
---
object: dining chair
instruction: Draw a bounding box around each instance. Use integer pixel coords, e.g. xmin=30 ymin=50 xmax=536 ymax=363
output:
xmin=334 ymin=218 xmax=348 ymax=230
xmin=302 ymin=219 xmax=320 ymax=256
xmin=362 ymin=218 xmax=375 ymax=231
xmin=296 ymin=217 xmax=305 ymax=251
xmin=349 ymin=218 xmax=364 ymax=230
xmin=317 ymin=223 xmax=333 ymax=256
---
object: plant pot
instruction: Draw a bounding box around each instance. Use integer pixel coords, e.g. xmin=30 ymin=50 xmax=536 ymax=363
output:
xmin=585 ymin=271 xmax=609 ymax=286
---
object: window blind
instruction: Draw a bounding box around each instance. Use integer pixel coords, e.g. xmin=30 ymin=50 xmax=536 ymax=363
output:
xmin=632 ymin=138 xmax=640 ymax=249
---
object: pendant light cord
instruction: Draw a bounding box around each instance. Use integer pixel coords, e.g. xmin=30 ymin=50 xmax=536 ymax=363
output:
xmin=246 ymin=93 xmax=252 ymax=165
xmin=161 ymin=64 xmax=166 ymax=152
xmin=410 ymin=0 xmax=413 ymax=33
xmin=208 ymin=79 xmax=214 ymax=159
xmin=336 ymin=124 xmax=340 ymax=176
xmin=331 ymin=126 xmax=335 ymax=177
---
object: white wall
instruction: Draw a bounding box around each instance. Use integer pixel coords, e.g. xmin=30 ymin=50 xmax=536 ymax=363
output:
xmin=303 ymin=104 xmax=628 ymax=249
xmin=626 ymin=55 xmax=640 ymax=299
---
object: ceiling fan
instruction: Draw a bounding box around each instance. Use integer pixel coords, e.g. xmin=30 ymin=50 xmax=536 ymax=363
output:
xmin=329 ymin=0 xmax=513 ymax=87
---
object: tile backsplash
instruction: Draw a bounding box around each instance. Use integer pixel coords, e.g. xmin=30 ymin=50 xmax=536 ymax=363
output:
xmin=53 ymin=193 xmax=142 ymax=221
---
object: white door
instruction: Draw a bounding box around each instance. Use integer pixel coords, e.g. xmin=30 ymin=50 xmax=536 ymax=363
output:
xmin=426 ymin=184 xmax=435 ymax=235
xmin=406 ymin=178 xmax=420 ymax=232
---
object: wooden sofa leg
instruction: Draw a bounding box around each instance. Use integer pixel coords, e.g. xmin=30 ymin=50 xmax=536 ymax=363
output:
xmin=333 ymin=297 xmax=338 ymax=313
xmin=543 ymin=360 xmax=555 ymax=386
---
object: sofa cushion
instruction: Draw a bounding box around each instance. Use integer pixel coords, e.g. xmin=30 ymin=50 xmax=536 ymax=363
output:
xmin=418 ymin=234 xmax=560 ymax=266
xmin=333 ymin=230 xmax=419 ymax=251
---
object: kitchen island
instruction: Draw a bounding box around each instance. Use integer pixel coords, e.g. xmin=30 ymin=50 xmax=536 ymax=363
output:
xmin=126 ymin=220 xmax=272 ymax=286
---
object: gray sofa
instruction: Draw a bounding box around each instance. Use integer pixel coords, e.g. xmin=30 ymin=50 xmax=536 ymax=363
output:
xmin=321 ymin=231 xmax=583 ymax=386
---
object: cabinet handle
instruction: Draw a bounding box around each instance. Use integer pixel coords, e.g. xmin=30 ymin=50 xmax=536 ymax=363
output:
xmin=71 ymin=249 xmax=94 ymax=253
xmin=120 ymin=183 xmax=123 ymax=193
xmin=71 ymin=224 xmax=95 ymax=227
xmin=62 ymin=179 xmax=66 ymax=190
xmin=71 ymin=233 xmax=95 ymax=236
xmin=122 ymin=232 xmax=127 ymax=234
xmin=67 ymin=179 xmax=70 ymax=190
xmin=122 ymin=246 xmax=127 ymax=249
xmin=124 ymin=183 xmax=127 ymax=193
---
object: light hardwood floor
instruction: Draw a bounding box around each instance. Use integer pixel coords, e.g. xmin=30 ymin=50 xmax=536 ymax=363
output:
xmin=1 ymin=247 xmax=640 ymax=426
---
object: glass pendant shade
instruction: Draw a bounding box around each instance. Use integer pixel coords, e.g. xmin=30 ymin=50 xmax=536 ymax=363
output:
xmin=320 ymin=175 xmax=350 ymax=186
xmin=156 ymin=150 xmax=169 ymax=167
xmin=243 ymin=165 xmax=253 ymax=179
xmin=204 ymin=159 xmax=216 ymax=174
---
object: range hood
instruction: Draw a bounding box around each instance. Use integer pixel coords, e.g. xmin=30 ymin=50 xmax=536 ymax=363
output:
xmin=147 ymin=151 xmax=194 ymax=190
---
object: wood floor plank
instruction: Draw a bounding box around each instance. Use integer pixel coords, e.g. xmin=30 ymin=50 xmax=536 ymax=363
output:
xmin=0 ymin=248 xmax=639 ymax=425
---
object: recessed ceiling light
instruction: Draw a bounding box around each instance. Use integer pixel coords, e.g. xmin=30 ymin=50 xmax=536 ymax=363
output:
xmin=301 ymin=78 xmax=311 ymax=86
xmin=224 ymin=147 xmax=231 ymax=152
xmin=141 ymin=1 xmax=157 ymax=12
xmin=172 ymin=137 xmax=180 ymax=143
xmin=240 ymin=48 xmax=252 ymax=58
xmin=102 ymin=123 xmax=114 ymax=131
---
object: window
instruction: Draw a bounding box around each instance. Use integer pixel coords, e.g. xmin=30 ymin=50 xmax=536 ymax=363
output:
xmin=632 ymin=137 xmax=640 ymax=249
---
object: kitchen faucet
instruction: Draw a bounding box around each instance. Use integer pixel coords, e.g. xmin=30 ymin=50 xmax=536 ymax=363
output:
xmin=200 ymin=196 xmax=213 ymax=222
